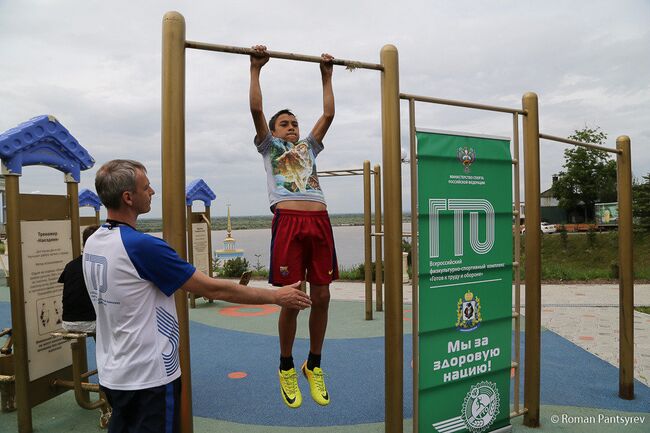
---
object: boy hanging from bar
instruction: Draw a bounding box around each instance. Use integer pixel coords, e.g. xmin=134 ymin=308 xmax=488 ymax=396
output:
xmin=249 ymin=45 xmax=338 ymax=408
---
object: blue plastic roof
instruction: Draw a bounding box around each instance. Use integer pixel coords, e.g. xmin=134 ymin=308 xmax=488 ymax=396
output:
xmin=0 ymin=115 xmax=94 ymax=181
xmin=185 ymin=179 xmax=216 ymax=207
xmin=78 ymin=188 xmax=102 ymax=211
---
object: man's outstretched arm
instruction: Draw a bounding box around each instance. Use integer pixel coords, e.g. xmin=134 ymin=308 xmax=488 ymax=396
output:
xmin=181 ymin=270 xmax=311 ymax=310
xmin=311 ymin=53 xmax=335 ymax=144
xmin=250 ymin=45 xmax=270 ymax=144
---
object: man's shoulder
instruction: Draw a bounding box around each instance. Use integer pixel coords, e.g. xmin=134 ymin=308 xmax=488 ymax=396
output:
xmin=120 ymin=227 xmax=165 ymax=249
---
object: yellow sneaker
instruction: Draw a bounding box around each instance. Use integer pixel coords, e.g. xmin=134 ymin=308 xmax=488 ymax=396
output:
xmin=278 ymin=368 xmax=302 ymax=408
xmin=301 ymin=361 xmax=330 ymax=406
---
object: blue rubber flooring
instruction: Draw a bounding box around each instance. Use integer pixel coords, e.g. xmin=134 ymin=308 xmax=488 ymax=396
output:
xmin=518 ymin=330 xmax=650 ymax=412
xmin=1 ymin=300 xmax=648 ymax=427
xmin=189 ymin=321 xmax=413 ymax=426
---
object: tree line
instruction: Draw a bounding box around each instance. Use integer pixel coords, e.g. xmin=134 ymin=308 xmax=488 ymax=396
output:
xmin=551 ymin=126 xmax=650 ymax=231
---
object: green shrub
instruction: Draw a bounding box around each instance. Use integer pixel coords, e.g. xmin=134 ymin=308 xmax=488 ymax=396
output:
xmin=218 ymin=257 xmax=250 ymax=278
xmin=586 ymin=228 xmax=597 ymax=248
xmin=251 ymin=269 xmax=269 ymax=279
xmin=338 ymin=265 xmax=364 ymax=281
xmin=559 ymin=226 xmax=568 ymax=249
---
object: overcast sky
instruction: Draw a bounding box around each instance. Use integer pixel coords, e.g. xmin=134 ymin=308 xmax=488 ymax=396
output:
xmin=1 ymin=0 xmax=648 ymax=219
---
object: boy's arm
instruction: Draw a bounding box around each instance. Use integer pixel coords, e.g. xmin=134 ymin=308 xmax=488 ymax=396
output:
xmin=250 ymin=45 xmax=270 ymax=144
xmin=310 ymin=53 xmax=335 ymax=144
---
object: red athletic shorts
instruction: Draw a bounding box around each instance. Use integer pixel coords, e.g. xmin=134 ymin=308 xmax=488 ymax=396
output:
xmin=269 ymin=209 xmax=339 ymax=286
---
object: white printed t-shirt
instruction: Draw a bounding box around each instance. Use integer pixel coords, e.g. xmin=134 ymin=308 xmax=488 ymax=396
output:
xmin=255 ymin=132 xmax=326 ymax=207
xmin=82 ymin=223 xmax=195 ymax=390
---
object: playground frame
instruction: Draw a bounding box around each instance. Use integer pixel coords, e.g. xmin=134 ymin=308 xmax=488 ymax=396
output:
xmin=161 ymin=11 xmax=403 ymax=433
xmin=160 ymin=10 xmax=634 ymax=433
xmin=400 ymin=91 xmax=634 ymax=431
xmin=318 ymin=163 xmax=384 ymax=319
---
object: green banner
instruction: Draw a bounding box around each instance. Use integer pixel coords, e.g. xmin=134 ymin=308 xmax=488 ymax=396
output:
xmin=417 ymin=130 xmax=513 ymax=433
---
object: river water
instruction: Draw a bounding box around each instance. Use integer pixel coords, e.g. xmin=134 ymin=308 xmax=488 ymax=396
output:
xmin=153 ymin=223 xmax=412 ymax=270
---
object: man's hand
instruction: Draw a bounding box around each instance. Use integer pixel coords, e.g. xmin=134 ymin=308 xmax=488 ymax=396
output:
xmin=250 ymin=45 xmax=270 ymax=69
xmin=320 ymin=53 xmax=334 ymax=79
xmin=275 ymin=281 xmax=312 ymax=310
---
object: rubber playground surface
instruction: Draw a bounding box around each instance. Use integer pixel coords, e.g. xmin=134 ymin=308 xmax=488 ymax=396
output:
xmin=0 ymin=286 xmax=648 ymax=433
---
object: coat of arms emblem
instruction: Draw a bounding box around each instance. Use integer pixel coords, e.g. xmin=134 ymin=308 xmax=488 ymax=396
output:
xmin=456 ymin=290 xmax=481 ymax=332
xmin=457 ymin=147 xmax=476 ymax=173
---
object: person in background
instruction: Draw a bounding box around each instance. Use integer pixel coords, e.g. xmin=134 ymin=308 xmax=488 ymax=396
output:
xmin=59 ymin=224 xmax=100 ymax=335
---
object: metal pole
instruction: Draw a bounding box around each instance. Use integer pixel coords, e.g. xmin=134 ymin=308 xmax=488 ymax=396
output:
xmin=381 ymin=44 xmax=403 ymax=433
xmin=6 ymin=175 xmax=31 ymax=433
xmin=66 ymin=179 xmax=89 ymax=401
xmin=522 ymin=92 xmax=541 ymax=427
xmin=512 ymin=113 xmax=522 ymax=414
xmin=186 ymin=205 xmax=196 ymax=309
xmin=67 ymin=180 xmax=81 ymax=258
xmin=539 ymin=133 xmax=620 ymax=154
xmin=206 ymin=206 xmax=213 ymax=278
xmin=616 ymin=135 xmax=634 ymax=400
xmin=95 ymin=210 xmax=100 ymax=226
xmin=162 ymin=11 xmax=193 ymax=433
xmin=408 ymin=97 xmax=419 ymax=433
xmin=319 ymin=169 xmax=365 ymax=177
xmin=185 ymin=41 xmax=384 ymax=71
xmin=399 ymin=93 xmax=525 ymax=115
xmin=364 ymin=161 xmax=373 ymax=320
xmin=374 ymin=164 xmax=383 ymax=312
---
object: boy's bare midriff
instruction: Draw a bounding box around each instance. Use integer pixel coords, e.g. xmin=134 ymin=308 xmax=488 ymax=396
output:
xmin=276 ymin=200 xmax=327 ymax=211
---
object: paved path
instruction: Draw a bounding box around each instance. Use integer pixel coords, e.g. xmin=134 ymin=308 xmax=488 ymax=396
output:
xmin=248 ymin=280 xmax=650 ymax=386
xmin=522 ymin=284 xmax=650 ymax=387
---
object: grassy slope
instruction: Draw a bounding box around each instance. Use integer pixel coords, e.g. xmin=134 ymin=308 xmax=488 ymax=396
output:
xmin=521 ymin=231 xmax=650 ymax=281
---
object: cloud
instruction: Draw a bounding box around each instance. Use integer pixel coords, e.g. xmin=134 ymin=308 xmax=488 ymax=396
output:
xmin=1 ymin=0 xmax=649 ymax=217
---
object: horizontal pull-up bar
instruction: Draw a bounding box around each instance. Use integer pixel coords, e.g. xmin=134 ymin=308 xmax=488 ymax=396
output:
xmin=373 ymin=232 xmax=413 ymax=237
xmin=539 ymin=133 xmax=621 ymax=154
xmin=400 ymin=93 xmax=525 ymax=115
xmin=185 ymin=41 xmax=384 ymax=71
xmin=318 ymin=168 xmax=377 ymax=177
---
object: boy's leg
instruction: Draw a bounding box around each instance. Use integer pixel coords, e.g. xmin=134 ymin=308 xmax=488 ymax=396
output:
xmin=307 ymin=284 xmax=330 ymax=356
xmin=278 ymin=306 xmax=300 ymax=358
xmin=304 ymin=211 xmax=336 ymax=357
xmin=270 ymin=210 xmax=306 ymax=408
xmin=302 ymin=284 xmax=332 ymax=406
xmin=270 ymin=209 xmax=304 ymax=362
xmin=301 ymin=211 xmax=336 ymax=406
xmin=278 ymin=306 xmax=302 ymax=408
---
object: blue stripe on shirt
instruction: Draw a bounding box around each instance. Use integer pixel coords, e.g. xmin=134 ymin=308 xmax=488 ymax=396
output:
xmin=119 ymin=226 xmax=195 ymax=296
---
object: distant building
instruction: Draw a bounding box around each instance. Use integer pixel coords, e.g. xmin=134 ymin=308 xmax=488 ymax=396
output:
xmin=214 ymin=205 xmax=244 ymax=262
xmin=539 ymin=175 xmax=587 ymax=224
xmin=540 ymin=177 xmax=566 ymax=223
xmin=540 ymin=184 xmax=559 ymax=207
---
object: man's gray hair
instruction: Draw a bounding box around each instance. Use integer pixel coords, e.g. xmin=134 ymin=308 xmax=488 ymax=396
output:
xmin=95 ymin=160 xmax=146 ymax=210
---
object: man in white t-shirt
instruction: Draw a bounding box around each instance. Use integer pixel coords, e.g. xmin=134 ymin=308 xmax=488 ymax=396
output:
xmin=83 ymin=159 xmax=311 ymax=433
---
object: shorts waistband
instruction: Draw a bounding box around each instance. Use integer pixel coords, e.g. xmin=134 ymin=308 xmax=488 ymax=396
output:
xmin=274 ymin=208 xmax=330 ymax=217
